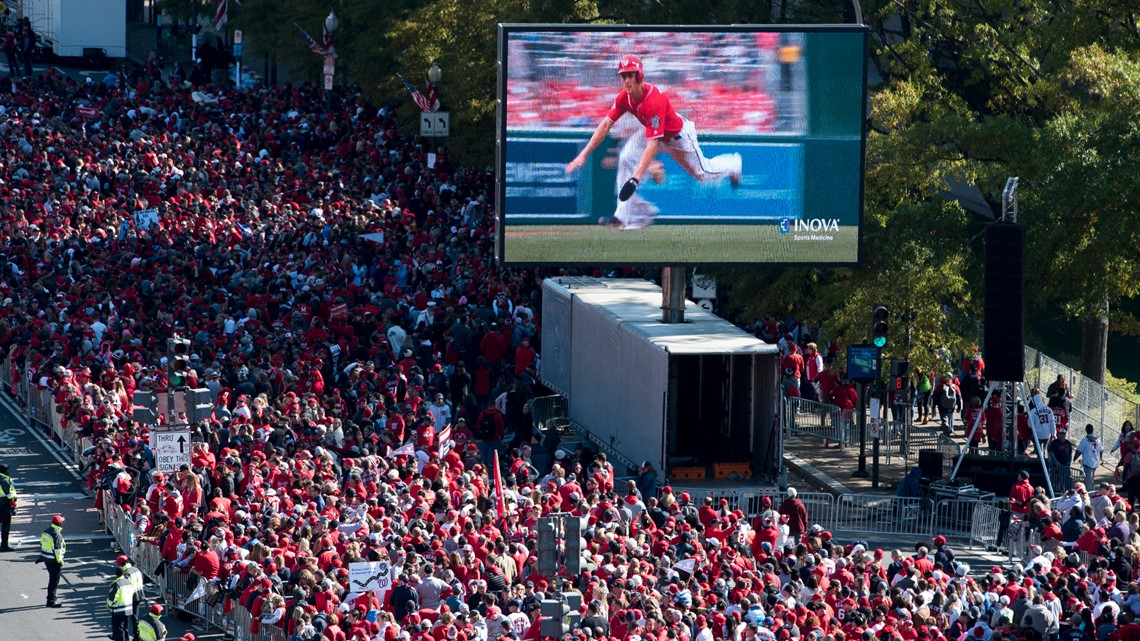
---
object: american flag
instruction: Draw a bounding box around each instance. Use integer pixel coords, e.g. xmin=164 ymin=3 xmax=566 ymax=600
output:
xmin=296 ymin=23 xmax=335 ymax=58
xmin=398 ymin=73 xmax=439 ymax=112
xmin=215 ymin=0 xmax=227 ymax=31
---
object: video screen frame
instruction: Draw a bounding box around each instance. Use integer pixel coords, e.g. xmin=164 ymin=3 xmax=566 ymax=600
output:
xmin=495 ymin=23 xmax=869 ymax=267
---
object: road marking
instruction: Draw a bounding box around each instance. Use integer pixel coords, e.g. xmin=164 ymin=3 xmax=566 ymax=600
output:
xmin=14 ymin=533 xmax=116 ymax=544
xmin=0 ymin=392 xmax=83 ymax=480
xmin=23 ymin=492 xmax=89 ymax=500
xmin=18 ymin=480 xmax=79 ymax=488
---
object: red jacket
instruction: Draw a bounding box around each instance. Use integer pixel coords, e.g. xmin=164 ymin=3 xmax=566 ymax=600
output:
xmin=778 ymin=497 xmax=809 ymax=535
xmin=1008 ymin=479 xmax=1033 ymax=514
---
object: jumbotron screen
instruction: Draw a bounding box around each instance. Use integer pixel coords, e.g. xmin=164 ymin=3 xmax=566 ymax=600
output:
xmin=495 ymin=25 xmax=868 ymax=266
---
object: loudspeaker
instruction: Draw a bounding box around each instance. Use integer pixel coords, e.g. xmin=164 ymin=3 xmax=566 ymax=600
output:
xmin=984 ymin=223 xmax=1024 ymax=381
xmin=917 ymin=449 xmax=943 ymax=480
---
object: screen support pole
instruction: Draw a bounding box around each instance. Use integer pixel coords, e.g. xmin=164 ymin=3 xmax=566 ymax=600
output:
xmin=662 ymin=266 xmax=685 ymax=324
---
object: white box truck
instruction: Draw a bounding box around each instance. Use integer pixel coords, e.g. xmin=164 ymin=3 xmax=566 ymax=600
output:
xmin=541 ymin=277 xmax=784 ymax=480
xmin=22 ymin=0 xmax=126 ymax=58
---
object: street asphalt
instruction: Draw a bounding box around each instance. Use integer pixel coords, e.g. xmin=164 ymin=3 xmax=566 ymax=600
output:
xmin=0 ymin=392 xmax=222 ymax=640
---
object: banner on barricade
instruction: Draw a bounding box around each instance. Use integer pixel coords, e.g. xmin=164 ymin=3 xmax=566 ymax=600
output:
xmin=349 ymin=560 xmax=395 ymax=595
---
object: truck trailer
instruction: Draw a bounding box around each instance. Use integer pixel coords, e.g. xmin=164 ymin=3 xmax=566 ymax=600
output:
xmin=541 ymin=277 xmax=784 ymax=482
xmin=22 ymin=0 xmax=126 ymax=59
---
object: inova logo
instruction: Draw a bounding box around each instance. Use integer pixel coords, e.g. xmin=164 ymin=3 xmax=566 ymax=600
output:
xmin=779 ymin=218 xmax=791 ymax=234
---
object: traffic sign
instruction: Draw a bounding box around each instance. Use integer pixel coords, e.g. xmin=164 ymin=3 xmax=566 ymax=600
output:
xmin=152 ymin=430 xmax=191 ymax=473
xmin=420 ymin=111 xmax=450 ymax=137
xmin=233 ymin=30 xmax=243 ymax=44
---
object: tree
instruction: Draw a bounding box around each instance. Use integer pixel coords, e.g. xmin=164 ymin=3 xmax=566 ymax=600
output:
xmin=722 ymin=0 xmax=1140 ymax=384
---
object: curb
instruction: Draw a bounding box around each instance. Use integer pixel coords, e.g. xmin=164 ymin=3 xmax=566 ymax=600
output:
xmin=783 ymin=451 xmax=857 ymax=496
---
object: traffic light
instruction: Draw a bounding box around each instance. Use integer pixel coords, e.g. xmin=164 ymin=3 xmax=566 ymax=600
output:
xmin=536 ymin=517 xmax=558 ymax=576
xmin=562 ymin=592 xmax=582 ymax=630
xmin=167 ymin=338 xmax=191 ymax=388
xmin=132 ymin=390 xmax=159 ymax=424
xmin=871 ymin=305 xmax=889 ymax=348
xmin=540 ymin=599 xmax=571 ymax=639
xmin=563 ymin=514 xmax=584 ymax=575
xmin=890 ymin=360 xmax=910 ymax=395
xmin=184 ymin=388 xmax=214 ymax=424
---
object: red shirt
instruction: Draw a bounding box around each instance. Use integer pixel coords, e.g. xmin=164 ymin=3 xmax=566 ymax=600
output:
xmin=1009 ymin=479 xmax=1033 ymax=514
xmin=606 ymin=83 xmax=684 ymax=139
xmin=192 ymin=549 xmax=220 ymax=579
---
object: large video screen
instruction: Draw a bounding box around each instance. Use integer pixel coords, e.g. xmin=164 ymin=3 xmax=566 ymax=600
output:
xmin=496 ymin=25 xmax=868 ymax=266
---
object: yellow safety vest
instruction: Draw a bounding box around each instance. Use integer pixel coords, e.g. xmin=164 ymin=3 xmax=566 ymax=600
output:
xmin=124 ymin=563 xmax=144 ymax=594
xmin=138 ymin=614 xmax=167 ymax=641
xmin=39 ymin=524 xmax=65 ymax=563
xmin=0 ymin=473 xmax=15 ymax=501
xmin=107 ymin=577 xmax=135 ymax=615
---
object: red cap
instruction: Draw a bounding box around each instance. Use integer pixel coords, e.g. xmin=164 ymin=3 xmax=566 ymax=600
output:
xmin=116 ymin=555 xmax=129 ymax=564
xmin=617 ymin=55 xmax=644 ymax=77
xmin=52 ymin=515 xmax=65 ymax=525
xmin=150 ymin=604 xmax=164 ymax=614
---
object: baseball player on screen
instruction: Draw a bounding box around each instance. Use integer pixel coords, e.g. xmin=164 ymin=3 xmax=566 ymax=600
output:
xmin=565 ymin=54 xmax=743 ymax=230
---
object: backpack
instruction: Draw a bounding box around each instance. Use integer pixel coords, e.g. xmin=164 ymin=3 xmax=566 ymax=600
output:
xmin=939 ymin=384 xmax=957 ymax=409
xmin=473 ymin=411 xmax=497 ymax=440
xmin=1130 ymin=452 xmax=1140 ymax=477
xmin=918 ymin=374 xmax=932 ymax=394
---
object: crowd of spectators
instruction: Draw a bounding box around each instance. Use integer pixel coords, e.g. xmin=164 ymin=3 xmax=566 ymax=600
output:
xmin=4 ymin=65 xmax=1140 ymax=641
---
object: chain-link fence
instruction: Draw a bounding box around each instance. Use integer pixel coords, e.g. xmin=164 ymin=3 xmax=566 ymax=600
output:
xmin=1024 ymin=346 xmax=1140 ymax=468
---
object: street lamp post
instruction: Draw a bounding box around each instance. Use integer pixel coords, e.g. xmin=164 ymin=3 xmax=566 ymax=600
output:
xmin=322 ymin=10 xmax=339 ymax=109
xmin=428 ymin=62 xmax=441 ymax=87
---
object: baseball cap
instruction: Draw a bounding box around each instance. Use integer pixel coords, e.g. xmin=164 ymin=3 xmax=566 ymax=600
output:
xmin=618 ymin=55 xmax=644 ymax=77
xmin=52 ymin=515 xmax=65 ymax=525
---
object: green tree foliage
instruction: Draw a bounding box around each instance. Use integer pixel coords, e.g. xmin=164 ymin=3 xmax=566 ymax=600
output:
xmin=722 ymin=0 xmax=1140 ymax=383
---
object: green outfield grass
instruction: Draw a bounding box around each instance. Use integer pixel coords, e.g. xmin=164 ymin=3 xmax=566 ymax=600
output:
xmin=503 ymin=224 xmax=859 ymax=264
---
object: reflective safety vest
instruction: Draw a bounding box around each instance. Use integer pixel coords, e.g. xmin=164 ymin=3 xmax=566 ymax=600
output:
xmin=123 ymin=563 xmax=144 ymax=594
xmin=0 ymin=473 xmax=16 ymax=502
xmin=107 ymin=577 xmax=135 ymax=615
xmin=39 ymin=524 xmax=65 ymax=563
xmin=138 ymin=613 xmax=167 ymax=641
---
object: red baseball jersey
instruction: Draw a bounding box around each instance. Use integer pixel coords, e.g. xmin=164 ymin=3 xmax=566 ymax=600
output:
xmin=606 ymin=83 xmax=684 ymax=139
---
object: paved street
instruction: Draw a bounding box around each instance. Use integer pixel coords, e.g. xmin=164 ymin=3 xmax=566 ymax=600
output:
xmin=0 ymin=393 xmax=220 ymax=640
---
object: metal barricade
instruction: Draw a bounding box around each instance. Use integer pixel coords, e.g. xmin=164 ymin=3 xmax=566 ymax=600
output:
xmin=831 ymin=494 xmax=933 ymax=538
xmin=749 ymin=489 xmax=837 ymax=531
xmin=530 ymin=394 xmax=567 ymax=431
xmin=232 ymin=605 xmax=255 ymax=641
xmin=785 ymin=397 xmax=849 ymax=446
xmin=1005 ymin=517 xmax=1040 ymax=563
xmin=667 ymin=486 xmax=755 ymax=512
xmin=932 ymin=499 xmax=1001 ymax=549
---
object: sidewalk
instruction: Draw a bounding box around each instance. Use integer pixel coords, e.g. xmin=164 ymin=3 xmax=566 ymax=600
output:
xmin=784 ymin=431 xmax=927 ymax=495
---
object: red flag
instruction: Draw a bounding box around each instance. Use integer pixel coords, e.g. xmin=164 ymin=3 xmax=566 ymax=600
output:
xmin=493 ymin=449 xmax=506 ymax=521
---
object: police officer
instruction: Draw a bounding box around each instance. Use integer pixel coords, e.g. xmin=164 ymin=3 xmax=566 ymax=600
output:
xmin=37 ymin=514 xmax=65 ymax=607
xmin=117 ymin=554 xmax=145 ymax=638
xmin=137 ymin=603 xmax=168 ymax=641
xmin=108 ymin=565 xmax=137 ymax=641
xmin=0 ymin=463 xmax=16 ymax=551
